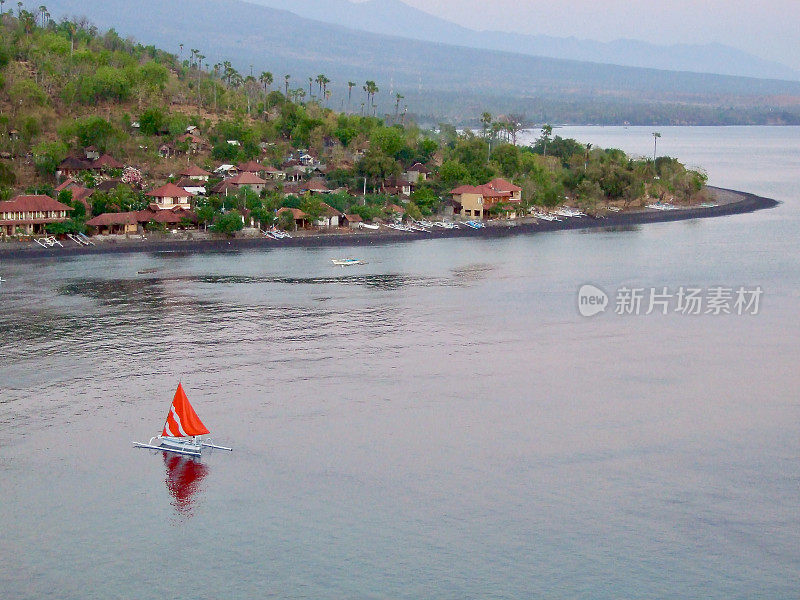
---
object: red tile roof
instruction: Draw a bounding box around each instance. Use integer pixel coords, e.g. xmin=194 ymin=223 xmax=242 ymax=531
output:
xmin=344 ymin=213 xmax=363 ymax=222
xmin=94 ymin=154 xmax=124 ymax=169
xmin=489 ymin=177 xmax=522 ymax=192
xmin=55 ymin=178 xmax=79 ymax=192
xmin=0 ymin=195 xmax=74 ymax=213
xmin=228 ymin=172 xmax=266 ymax=185
xmin=236 ymin=160 xmax=266 ymax=172
xmin=180 ymin=165 xmax=212 ymax=177
xmin=146 ymin=183 xmax=195 ymax=198
xmin=450 ymin=185 xmax=480 ymax=195
xmin=278 ymin=207 xmax=307 ymax=219
xmin=86 ymin=211 xmax=139 ymax=227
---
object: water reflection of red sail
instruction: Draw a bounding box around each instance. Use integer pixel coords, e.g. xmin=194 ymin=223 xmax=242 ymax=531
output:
xmin=163 ymin=452 xmax=209 ymax=515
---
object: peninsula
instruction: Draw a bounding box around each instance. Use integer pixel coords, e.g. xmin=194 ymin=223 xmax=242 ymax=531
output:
xmin=0 ymin=12 xmax=777 ymax=258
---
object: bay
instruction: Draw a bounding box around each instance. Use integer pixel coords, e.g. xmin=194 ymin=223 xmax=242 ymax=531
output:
xmin=1 ymin=126 xmax=798 ymax=599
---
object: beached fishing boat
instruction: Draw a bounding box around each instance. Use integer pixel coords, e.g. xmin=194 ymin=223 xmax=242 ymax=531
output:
xmin=133 ymin=383 xmax=232 ymax=457
xmin=464 ymin=220 xmax=485 ymax=229
xmin=331 ymin=258 xmax=364 ymax=266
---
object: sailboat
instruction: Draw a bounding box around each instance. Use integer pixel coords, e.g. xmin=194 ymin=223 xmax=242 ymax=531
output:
xmin=133 ymin=383 xmax=232 ymax=457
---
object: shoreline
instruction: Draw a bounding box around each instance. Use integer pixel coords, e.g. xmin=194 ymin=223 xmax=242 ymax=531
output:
xmin=0 ymin=187 xmax=779 ymax=260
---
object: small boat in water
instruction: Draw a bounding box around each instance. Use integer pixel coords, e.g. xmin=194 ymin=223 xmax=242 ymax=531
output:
xmin=331 ymin=258 xmax=364 ymax=266
xmin=133 ymin=383 xmax=232 ymax=457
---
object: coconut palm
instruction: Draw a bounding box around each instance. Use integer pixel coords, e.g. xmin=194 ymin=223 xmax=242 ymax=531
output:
xmin=347 ymin=81 xmax=355 ymax=112
xmin=284 ymin=74 xmax=290 ymax=97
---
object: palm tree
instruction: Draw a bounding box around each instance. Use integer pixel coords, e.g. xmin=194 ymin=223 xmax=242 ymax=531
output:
xmin=481 ymin=112 xmax=492 ymax=138
xmin=17 ymin=1 xmax=22 ymax=17
xmin=540 ymin=124 xmax=553 ymax=157
xmin=308 ymin=76 xmax=313 ymax=98
xmin=259 ymin=71 xmax=273 ymax=104
xmin=584 ymin=143 xmax=592 ymax=172
xmin=284 ymin=74 xmax=290 ymax=97
xmin=179 ymin=43 xmax=183 ymax=62
xmin=363 ymin=80 xmax=378 ymax=115
xmin=0 ymin=1 xmax=5 ymax=15
xmin=38 ymin=5 xmax=47 ymax=27
xmin=394 ymin=93 xmax=404 ymax=119
xmin=652 ymin=132 xmax=661 ymax=163
xmin=347 ymin=81 xmax=355 ymax=113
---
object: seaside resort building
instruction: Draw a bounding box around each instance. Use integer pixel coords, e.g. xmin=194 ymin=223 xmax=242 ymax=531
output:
xmin=450 ymin=178 xmax=522 ymax=219
xmin=0 ymin=195 xmax=74 ymax=236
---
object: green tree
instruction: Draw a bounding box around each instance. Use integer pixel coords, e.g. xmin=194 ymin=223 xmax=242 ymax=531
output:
xmin=9 ymin=78 xmax=47 ymax=107
xmin=32 ymin=141 xmax=68 ymax=176
xmin=210 ymin=210 xmax=244 ymax=235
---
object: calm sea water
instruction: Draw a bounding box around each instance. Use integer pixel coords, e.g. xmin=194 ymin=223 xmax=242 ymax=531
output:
xmin=1 ymin=127 xmax=799 ymax=600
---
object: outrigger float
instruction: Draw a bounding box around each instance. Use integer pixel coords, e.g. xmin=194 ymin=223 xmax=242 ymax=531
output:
xmin=133 ymin=383 xmax=232 ymax=457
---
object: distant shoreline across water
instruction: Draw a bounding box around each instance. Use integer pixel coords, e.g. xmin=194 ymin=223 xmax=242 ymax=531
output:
xmin=0 ymin=187 xmax=778 ymax=261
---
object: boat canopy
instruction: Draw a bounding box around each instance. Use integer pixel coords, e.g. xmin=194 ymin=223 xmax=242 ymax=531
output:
xmin=162 ymin=383 xmax=210 ymax=438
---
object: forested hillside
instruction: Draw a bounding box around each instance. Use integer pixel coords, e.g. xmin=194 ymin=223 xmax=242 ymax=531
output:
xmin=0 ymin=10 xmax=709 ymax=237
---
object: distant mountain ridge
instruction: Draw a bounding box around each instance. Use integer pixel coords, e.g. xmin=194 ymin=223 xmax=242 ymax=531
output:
xmin=249 ymin=0 xmax=800 ymax=81
xmin=39 ymin=0 xmax=800 ymax=125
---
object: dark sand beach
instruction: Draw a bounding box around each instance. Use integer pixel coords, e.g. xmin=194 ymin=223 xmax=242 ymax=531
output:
xmin=0 ymin=187 xmax=778 ymax=260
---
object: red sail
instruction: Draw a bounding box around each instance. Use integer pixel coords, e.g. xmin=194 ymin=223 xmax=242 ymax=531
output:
xmin=161 ymin=383 xmax=210 ymax=438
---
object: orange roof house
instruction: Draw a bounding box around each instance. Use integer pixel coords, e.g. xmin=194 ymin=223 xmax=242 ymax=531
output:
xmin=450 ymin=178 xmax=522 ymax=219
xmin=146 ymin=183 xmax=195 ymax=210
xmin=0 ymin=195 xmax=74 ymax=235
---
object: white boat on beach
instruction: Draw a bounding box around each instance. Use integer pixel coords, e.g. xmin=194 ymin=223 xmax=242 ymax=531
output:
xmin=464 ymin=220 xmax=485 ymax=229
xmin=133 ymin=383 xmax=232 ymax=458
xmin=360 ymin=223 xmax=380 ymax=230
xmin=555 ymin=207 xmax=586 ymax=218
xmin=34 ymin=236 xmax=63 ymax=248
xmin=647 ymin=202 xmax=678 ymax=211
xmin=385 ymin=223 xmax=412 ymax=232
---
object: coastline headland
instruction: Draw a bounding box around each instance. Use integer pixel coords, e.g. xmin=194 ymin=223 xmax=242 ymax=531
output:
xmin=0 ymin=187 xmax=778 ymax=260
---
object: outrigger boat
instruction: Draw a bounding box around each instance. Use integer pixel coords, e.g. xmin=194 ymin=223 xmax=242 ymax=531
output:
xmin=133 ymin=383 xmax=232 ymax=457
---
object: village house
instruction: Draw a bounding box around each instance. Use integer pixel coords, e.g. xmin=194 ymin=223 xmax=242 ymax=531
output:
xmin=225 ymin=172 xmax=267 ymax=194
xmin=56 ymin=156 xmax=92 ymax=180
xmin=55 ymin=179 xmax=94 ymax=212
xmin=0 ymin=195 xmax=74 ymax=236
xmin=86 ymin=207 xmax=198 ymax=236
xmin=180 ymin=165 xmax=212 ymax=182
xmin=176 ymin=132 xmax=206 ymax=154
xmin=264 ymin=165 xmax=286 ymax=181
xmin=175 ymin=177 xmax=206 ymax=196
xmin=315 ymin=202 xmax=342 ymax=228
xmin=404 ymin=162 xmax=430 ymax=182
xmin=450 ymin=178 xmax=522 ymax=219
xmin=236 ymin=160 xmax=267 ymax=175
xmin=93 ymin=154 xmax=124 ymax=171
xmin=146 ymin=183 xmax=195 ymax=210
xmin=277 ymin=207 xmax=310 ymax=230
xmin=341 ymin=213 xmax=363 ymax=229
xmin=214 ymin=164 xmax=239 ymax=179
xmin=382 ymin=176 xmax=415 ymax=197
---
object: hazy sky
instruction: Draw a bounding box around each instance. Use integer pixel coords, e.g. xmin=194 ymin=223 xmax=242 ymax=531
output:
xmin=393 ymin=0 xmax=800 ymax=70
